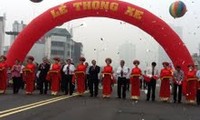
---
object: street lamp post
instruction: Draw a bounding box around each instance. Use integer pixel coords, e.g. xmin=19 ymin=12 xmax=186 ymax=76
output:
xmin=68 ymin=23 xmax=84 ymax=59
xmin=69 ymin=23 xmax=84 ymax=38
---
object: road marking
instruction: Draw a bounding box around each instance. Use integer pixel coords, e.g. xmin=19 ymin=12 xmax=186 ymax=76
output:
xmin=0 ymin=96 xmax=69 ymax=118
xmin=0 ymin=92 xmax=88 ymax=118
xmin=0 ymin=95 xmax=65 ymax=114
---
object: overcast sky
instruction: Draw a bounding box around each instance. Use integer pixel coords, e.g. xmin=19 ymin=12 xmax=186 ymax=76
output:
xmin=0 ymin=0 xmax=200 ymax=67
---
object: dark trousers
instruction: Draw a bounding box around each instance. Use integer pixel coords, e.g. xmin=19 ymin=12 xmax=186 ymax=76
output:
xmin=12 ymin=77 xmax=21 ymax=94
xmin=61 ymin=75 xmax=65 ymax=92
xmin=88 ymin=79 xmax=99 ymax=97
xmin=147 ymin=78 xmax=156 ymax=101
xmin=117 ymin=77 xmax=127 ymax=99
xmin=140 ymin=78 xmax=147 ymax=89
xmin=64 ymin=75 xmax=73 ymax=95
xmin=197 ymin=90 xmax=200 ymax=105
xmin=127 ymin=79 xmax=130 ymax=91
xmin=173 ymin=83 xmax=182 ymax=103
xmin=85 ymin=74 xmax=89 ymax=90
xmin=20 ymin=74 xmax=25 ymax=89
xmin=38 ymin=76 xmax=49 ymax=94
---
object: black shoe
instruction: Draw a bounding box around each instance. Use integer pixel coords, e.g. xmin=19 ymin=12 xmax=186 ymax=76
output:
xmin=146 ymin=98 xmax=149 ymax=101
xmin=90 ymin=95 xmax=93 ymax=97
xmin=173 ymin=101 xmax=176 ymax=103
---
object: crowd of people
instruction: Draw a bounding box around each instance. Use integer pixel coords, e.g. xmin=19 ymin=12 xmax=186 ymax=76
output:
xmin=0 ymin=55 xmax=200 ymax=105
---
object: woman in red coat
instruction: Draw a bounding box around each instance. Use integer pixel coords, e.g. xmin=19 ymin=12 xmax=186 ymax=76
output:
xmin=185 ymin=64 xmax=197 ymax=104
xmin=0 ymin=55 xmax=8 ymax=94
xmin=74 ymin=57 xmax=86 ymax=96
xmin=47 ymin=57 xmax=61 ymax=95
xmin=102 ymin=58 xmax=114 ymax=98
xmin=159 ymin=62 xmax=172 ymax=101
xmin=23 ymin=56 xmax=36 ymax=95
xmin=130 ymin=60 xmax=142 ymax=100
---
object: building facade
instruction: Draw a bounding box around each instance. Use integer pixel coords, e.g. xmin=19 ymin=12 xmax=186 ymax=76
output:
xmin=28 ymin=36 xmax=45 ymax=63
xmin=192 ymin=44 xmax=200 ymax=69
xmin=73 ymin=42 xmax=83 ymax=65
xmin=44 ymin=28 xmax=82 ymax=65
xmin=10 ymin=20 xmax=26 ymax=45
xmin=199 ymin=43 xmax=200 ymax=56
xmin=118 ymin=42 xmax=136 ymax=68
xmin=45 ymin=28 xmax=72 ymax=60
xmin=4 ymin=20 xmax=26 ymax=55
xmin=0 ymin=15 xmax=6 ymax=55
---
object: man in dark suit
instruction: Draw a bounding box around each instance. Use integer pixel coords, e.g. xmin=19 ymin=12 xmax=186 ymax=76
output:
xmin=88 ymin=60 xmax=100 ymax=97
xmin=38 ymin=58 xmax=50 ymax=94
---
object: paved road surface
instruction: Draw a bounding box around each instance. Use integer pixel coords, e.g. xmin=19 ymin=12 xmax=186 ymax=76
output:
xmin=0 ymin=87 xmax=200 ymax=120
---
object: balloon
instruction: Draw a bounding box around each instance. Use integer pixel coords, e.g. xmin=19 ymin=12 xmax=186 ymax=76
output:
xmin=30 ymin=0 xmax=43 ymax=3
xmin=169 ymin=1 xmax=187 ymax=18
xmin=7 ymin=0 xmax=193 ymax=75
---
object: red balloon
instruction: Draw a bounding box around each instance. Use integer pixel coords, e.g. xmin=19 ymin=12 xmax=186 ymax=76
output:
xmin=7 ymin=0 xmax=193 ymax=75
xmin=30 ymin=0 xmax=43 ymax=3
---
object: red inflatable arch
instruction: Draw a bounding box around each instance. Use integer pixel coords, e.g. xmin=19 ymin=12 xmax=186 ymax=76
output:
xmin=7 ymin=0 xmax=193 ymax=72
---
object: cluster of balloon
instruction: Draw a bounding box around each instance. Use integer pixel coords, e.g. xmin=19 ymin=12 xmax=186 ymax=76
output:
xmin=169 ymin=1 xmax=187 ymax=18
xmin=30 ymin=0 xmax=43 ymax=3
